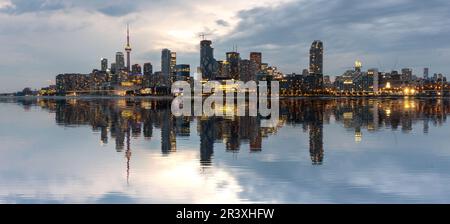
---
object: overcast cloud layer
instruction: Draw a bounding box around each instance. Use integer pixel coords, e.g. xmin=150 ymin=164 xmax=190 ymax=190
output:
xmin=0 ymin=0 xmax=449 ymax=92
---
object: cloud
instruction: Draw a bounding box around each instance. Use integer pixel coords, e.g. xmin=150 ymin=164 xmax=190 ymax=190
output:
xmin=98 ymin=5 xmax=136 ymax=17
xmin=0 ymin=0 xmax=66 ymax=14
xmin=0 ymin=0 xmax=449 ymax=92
xmin=216 ymin=19 xmax=229 ymax=27
xmin=0 ymin=0 xmax=14 ymax=10
xmin=217 ymin=0 xmax=450 ymax=74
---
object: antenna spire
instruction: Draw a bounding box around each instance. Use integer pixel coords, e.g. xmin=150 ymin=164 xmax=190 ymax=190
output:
xmin=127 ymin=23 xmax=130 ymax=46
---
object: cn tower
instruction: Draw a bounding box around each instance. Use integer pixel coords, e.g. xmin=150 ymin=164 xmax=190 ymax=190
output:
xmin=125 ymin=24 xmax=132 ymax=72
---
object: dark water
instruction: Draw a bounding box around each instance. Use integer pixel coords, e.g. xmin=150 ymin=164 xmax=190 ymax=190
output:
xmin=1 ymin=97 xmax=450 ymax=203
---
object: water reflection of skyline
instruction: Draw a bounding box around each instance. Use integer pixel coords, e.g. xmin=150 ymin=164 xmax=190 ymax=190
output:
xmin=1 ymin=98 xmax=449 ymax=169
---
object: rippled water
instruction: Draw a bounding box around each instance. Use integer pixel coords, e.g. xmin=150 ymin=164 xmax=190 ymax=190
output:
xmin=1 ymin=97 xmax=450 ymax=203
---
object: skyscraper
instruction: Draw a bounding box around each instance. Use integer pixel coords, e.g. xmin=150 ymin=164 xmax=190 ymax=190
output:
xmin=239 ymin=59 xmax=257 ymax=82
xmin=217 ymin=60 xmax=230 ymax=79
xmin=310 ymin=40 xmax=323 ymax=75
xmin=101 ymin=58 xmax=108 ymax=72
xmin=424 ymin=68 xmax=429 ymax=79
xmin=161 ymin=49 xmax=171 ymax=77
xmin=200 ymin=40 xmax=218 ymax=80
xmin=115 ymin=52 xmax=125 ymax=71
xmin=111 ymin=63 xmax=117 ymax=74
xmin=226 ymin=52 xmax=240 ymax=80
xmin=170 ymin=52 xmax=177 ymax=75
xmin=174 ymin=64 xmax=190 ymax=81
xmin=249 ymin=52 xmax=262 ymax=71
xmin=309 ymin=40 xmax=324 ymax=91
xmin=124 ymin=24 xmax=132 ymax=72
xmin=401 ymin=68 xmax=413 ymax=82
xmin=132 ymin=64 xmax=142 ymax=75
xmin=143 ymin=62 xmax=153 ymax=76
xmin=143 ymin=62 xmax=153 ymax=88
xmin=368 ymin=68 xmax=379 ymax=93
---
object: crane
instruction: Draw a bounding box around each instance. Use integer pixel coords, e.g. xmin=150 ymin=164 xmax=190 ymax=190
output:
xmin=198 ymin=32 xmax=211 ymax=40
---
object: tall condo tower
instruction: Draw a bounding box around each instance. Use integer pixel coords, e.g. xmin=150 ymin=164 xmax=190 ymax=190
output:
xmin=125 ymin=24 xmax=132 ymax=72
xmin=309 ymin=40 xmax=324 ymax=91
xmin=200 ymin=40 xmax=218 ymax=80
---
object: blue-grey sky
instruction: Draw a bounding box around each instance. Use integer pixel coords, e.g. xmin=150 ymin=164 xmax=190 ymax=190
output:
xmin=1 ymin=0 xmax=450 ymax=92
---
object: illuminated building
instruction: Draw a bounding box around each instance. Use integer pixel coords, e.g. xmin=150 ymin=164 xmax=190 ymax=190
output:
xmin=56 ymin=73 xmax=90 ymax=95
xmin=280 ymin=74 xmax=304 ymax=96
xmin=174 ymin=64 xmax=190 ymax=81
xmin=226 ymin=51 xmax=240 ymax=80
xmin=115 ymin=52 xmax=125 ymax=72
xmin=310 ymin=40 xmax=323 ymax=75
xmin=216 ymin=60 xmax=230 ymax=80
xmin=89 ymin=70 xmax=109 ymax=93
xmin=200 ymin=40 xmax=218 ymax=80
xmin=143 ymin=62 xmax=153 ymax=88
xmin=170 ymin=52 xmax=177 ymax=75
xmin=309 ymin=40 xmax=324 ymax=91
xmin=368 ymin=68 xmax=379 ymax=93
xmin=124 ymin=24 xmax=132 ymax=72
xmin=355 ymin=60 xmax=362 ymax=72
xmin=101 ymin=58 xmax=108 ymax=72
xmin=323 ymin=75 xmax=331 ymax=88
xmin=401 ymin=68 xmax=413 ymax=83
xmin=261 ymin=63 xmax=269 ymax=73
xmin=250 ymin=52 xmax=262 ymax=72
xmin=132 ymin=64 xmax=142 ymax=75
xmin=161 ymin=49 xmax=172 ymax=77
xmin=239 ymin=59 xmax=257 ymax=82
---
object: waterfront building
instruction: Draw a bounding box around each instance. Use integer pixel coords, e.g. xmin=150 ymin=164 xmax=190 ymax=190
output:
xmin=310 ymin=40 xmax=323 ymax=75
xmin=239 ymin=59 xmax=257 ymax=82
xmin=56 ymin=73 xmax=90 ymax=95
xmin=110 ymin=63 xmax=117 ymax=74
xmin=216 ymin=60 xmax=230 ymax=80
xmin=368 ymin=68 xmax=379 ymax=94
xmin=161 ymin=49 xmax=172 ymax=77
xmin=132 ymin=64 xmax=142 ymax=75
xmin=143 ymin=62 xmax=153 ymax=88
xmin=143 ymin=62 xmax=153 ymax=76
xmin=401 ymin=68 xmax=413 ymax=83
xmin=250 ymin=52 xmax=262 ymax=72
xmin=200 ymin=40 xmax=218 ymax=80
xmin=89 ymin=70 xmax=110 ymax=93
xmin=309 ymin=40 xmax=324 ymax=91
xmin=174 ymin=64 xmax=190 ymax=81
xmin=226 ymin=51 xmax=240 ymax=80
xmin=101 ymin=58 xmax=108 ymax=72
xmin=424 ymin=68 xmax=429 ymax=79
xmin=280 ymin=73 xmax=304 ymax=96
xmin=170 ymin=52 xmax=177 ymax=75
xmin=323 ymin=75 xmax=332 ymax=88
xmin=115 ymin=52 xmax=125 ymax=72
xmin=261 ymin=63 xmax=269 ymax=73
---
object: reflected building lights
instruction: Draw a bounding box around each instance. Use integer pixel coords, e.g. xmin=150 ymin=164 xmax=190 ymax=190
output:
xmin=7 ymin=97 xmax=449 ymax=169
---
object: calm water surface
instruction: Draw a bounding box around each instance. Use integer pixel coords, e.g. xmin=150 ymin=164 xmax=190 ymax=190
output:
xmin=1 ymin=97 xmax=450 ymax=203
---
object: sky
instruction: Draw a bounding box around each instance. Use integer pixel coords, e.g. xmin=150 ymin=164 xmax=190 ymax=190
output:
xmin=1 ymin=0 xmax=450 ymax=92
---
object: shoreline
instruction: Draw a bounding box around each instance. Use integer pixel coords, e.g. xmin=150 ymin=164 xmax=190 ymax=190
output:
xmin=0 ymin=95 xmax=449 ymax=100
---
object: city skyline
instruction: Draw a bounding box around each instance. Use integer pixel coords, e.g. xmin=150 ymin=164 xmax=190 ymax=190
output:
xmin=1 ymin=0 xmax=450 ymax=92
